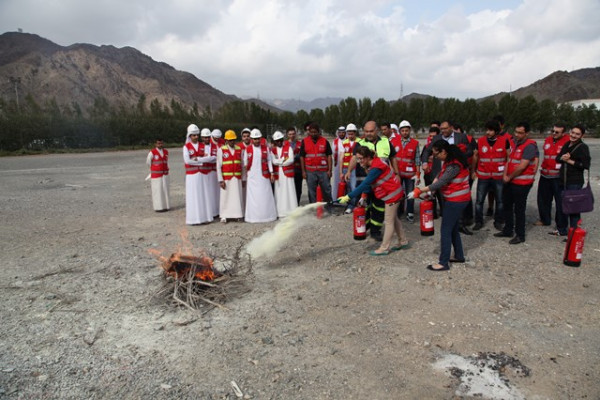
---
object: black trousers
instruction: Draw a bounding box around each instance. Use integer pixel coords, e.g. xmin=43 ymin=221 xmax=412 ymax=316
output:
xmin=502 ymin=183 xmax=532 ymax=239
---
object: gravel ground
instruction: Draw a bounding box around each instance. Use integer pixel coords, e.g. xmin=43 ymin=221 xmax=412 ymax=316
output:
xmin=1 ymin=140 xmax=599 ymax=399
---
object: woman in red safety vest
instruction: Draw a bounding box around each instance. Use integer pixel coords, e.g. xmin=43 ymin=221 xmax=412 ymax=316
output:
xmin=337 ymin=146 xmax=409 ymax=256
xmin=410 ymin=140 xmax=471 ymax=271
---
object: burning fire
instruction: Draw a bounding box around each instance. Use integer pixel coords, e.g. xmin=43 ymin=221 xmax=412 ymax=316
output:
xmin=149 ymin=230 xmax=220 ymax=282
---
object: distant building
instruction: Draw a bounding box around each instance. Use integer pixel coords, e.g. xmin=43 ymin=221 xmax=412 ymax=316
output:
xmin=566 ymin=99 xmax=600 ymax=109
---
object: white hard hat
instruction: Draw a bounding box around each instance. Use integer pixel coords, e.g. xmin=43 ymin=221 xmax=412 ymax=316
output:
xmin=272 ymin=131 xmax=284 ymax=141
xmin=346 ymin=123 xmax=357 ymax=131
xmin=391 ymin=123 xmax=399 ymax=131
xmin=200 ymin=128 xmax=211 ymax=137
xmin=211 ymin=129 xmax=222 ymax=138
xmin=250 ymin=128 xmax=262 ymax=139
xmin=399 ymin=120 xmax=411 ymax=129
xmin=187 ymin=124 xmax=200 ymax=135
xmin=241 ymin=127 xmax=251 ymax=134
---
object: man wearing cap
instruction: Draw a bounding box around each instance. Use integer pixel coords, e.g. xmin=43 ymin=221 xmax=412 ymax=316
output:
xmin=244 ymin=129 xmax=277 ymax=223
xmin=300 ymin=122 xmax=333 ymax=211
xmin=391 ymin=120 xmax=421 ymax=223
xmin=183 ymin=124 xmax=214 ymax=225
xmin=200 ymin=128 xmax=220 ymax=218
xmin=390 ymin=124 xmax=399 ymax=140
xmin=211 ymin=129 xmax=225 ymax=148
xmin=271 ymin=131 xmax=298 ymax=217
xmin=217 ymin=130 xmax=245 ymax=223
xmin=146 ymin=138 xmax=170 ymax=212
xmin=285 ymin=127 xmax=303 ymax=204
xmin=331 ymin=126 xmax=347 ymax=199
xmin=239 ymin=128 xmax=252 ymax=151
xmin=340 ymin=124 xmax=358 ymax=213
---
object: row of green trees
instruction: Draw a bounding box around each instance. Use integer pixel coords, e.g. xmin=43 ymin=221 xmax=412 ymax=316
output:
xmin=0 ymin=93 xmax=598 ymax=152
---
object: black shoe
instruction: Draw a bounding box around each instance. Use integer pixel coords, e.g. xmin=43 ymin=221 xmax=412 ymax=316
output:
xmin=509 ymin=236 xmax=525 ymax=245
xmin=370 ymin=231 xmax=383 ymax=242
xmin=472 ymin=222 xmax=483 ymax=231
xmin=494 ymin=231 xmax=512 ymax=238
xmin=427 ymin=264 xmax=450 ymax=271
xmin=459 ymin=226 xmax=473 ymax=235
xmin=449 ymin=258 xmax=466 ymax=263
xmin=486 ymin=208 xmax=493 ymax=216
xmin=493 ymin=221 xmax=504 ymax=231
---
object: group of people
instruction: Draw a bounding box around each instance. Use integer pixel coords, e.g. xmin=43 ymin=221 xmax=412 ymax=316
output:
xmin=147 ymin=117 xmax=592 ymax=272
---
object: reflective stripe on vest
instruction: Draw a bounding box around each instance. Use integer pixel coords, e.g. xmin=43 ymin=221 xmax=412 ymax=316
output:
xmin=540 ymin=135 xmax=569 ymax=177
xmin=476 ymin=135 xmax=507 ymax=180
xmin=184 ymin=143 xmax=202 ymax=175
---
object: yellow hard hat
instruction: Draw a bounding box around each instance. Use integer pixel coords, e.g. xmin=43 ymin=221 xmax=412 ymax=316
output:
xmin=224 ymin=130 xmax=237 ymax=141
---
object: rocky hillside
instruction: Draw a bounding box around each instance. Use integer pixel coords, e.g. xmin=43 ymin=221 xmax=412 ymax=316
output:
xmin=483 ymin=67 xmax=600 ymax=103
xmin=0 ymin=32 xmax=248 ymax=114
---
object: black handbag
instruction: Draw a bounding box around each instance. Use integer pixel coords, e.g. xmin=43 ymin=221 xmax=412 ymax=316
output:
xmin=561 ymin=169 xmax=594 ymax=214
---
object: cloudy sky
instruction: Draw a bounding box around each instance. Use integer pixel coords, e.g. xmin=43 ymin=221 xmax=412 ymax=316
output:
xmin=2 ymin=0 xmax=599 ymax=102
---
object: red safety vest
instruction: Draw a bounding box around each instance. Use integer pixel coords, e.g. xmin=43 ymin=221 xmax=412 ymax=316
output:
xmin=246 ymin=144 xmax=271 ymax=179
xmin=391 ymin=137 xmax=419 ymax=178
xmin=184 ymin=143 xmax=202 ymax=175
xmin=220 ymin=145 xmax=242 ymax=180
xmin=303 ymin=136 xmax=329 ymax=172
xmin=284 ymin=140 xmax=302 ymax=171
xmin=439 ymin=160 xmax=471 ymax=202
xmin=476 ymin=135 xmax=508 ymax=180
xmin=341 ymin=139 xmax=357 ymax=170
xmin=150 ymin=148 xmax=169 ymax=178
xmin=540 ymin=135 xmax=569 ymax=177
xmin=507 ymin=139 xmax=537 ymax=186
xmin=196 ymin=142 xmax=217 ymax=174
xmin=370 ymin=158 xmax=404 ymax=204
xmin=271 ymin=142 xmax=295 ymax=180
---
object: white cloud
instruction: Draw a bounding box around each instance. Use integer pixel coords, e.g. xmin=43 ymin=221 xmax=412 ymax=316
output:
xmin=1 ymin=0 xmax=599 ymax=101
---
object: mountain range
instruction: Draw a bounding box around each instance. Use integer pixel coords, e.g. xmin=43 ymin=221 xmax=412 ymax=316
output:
xmin=1 ymin=32 xmax=599 ymax=115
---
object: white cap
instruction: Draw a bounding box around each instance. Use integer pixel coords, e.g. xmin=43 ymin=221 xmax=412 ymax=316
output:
xmin=391 ymin=123 xmax=399 ymax=131
xmin=211 ymin=129 xmax=222 ymax=138
xmin=250 ymin=128 xmax=262 ymax=139
xmin=399 ymin=120 xmax=411 ymax=129
xmin=272 ymin=131 xmax=284 ymax=141
xmin=346 ymin=123 xmax=357 ymax=131
xmin=200 ymin=128 xmax=211 ymax=137
xmin=241 ymin=127 xmax=251 ymax=134
xmin=337 ymin=126 xmax=346 ymax=131
xmin=187 ymin=124 xmax=200 ymax=136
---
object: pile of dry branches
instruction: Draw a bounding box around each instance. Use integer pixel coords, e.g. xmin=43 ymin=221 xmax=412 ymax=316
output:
xmin=155 ymin=245 xmax=253 ymax=312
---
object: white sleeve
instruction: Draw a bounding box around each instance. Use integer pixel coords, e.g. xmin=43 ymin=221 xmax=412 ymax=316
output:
xmin=146 ymin=151 xmax=153 ymax=166
xmin=216 ymin=148 xmax=224 ymax=182
xmin=281 ymin=147 xmax=294 ymax=166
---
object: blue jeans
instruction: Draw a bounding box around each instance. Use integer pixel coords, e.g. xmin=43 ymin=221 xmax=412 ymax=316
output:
xmin=536 ymin=176 xmax=561 ymax=226
xmin=557 ymin=183 xmax=583 ymax=235
xmin=398 ymin=177 xmax=415 ymax=217
xmin=439 ymin=200 xmax=468 ymax=267
xmin=306 ymin=171 xmax=332 ymax=211
xmin=475 ymin=178 xmax=504 ymax=224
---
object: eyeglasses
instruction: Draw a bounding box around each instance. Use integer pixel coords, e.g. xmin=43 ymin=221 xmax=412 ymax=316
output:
xmin=552 ymin=130 xmax=562 ymax=134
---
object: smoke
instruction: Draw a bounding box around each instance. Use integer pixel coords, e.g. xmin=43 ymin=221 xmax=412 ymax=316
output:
xmin=244 ymin=203 xmax=323 ymax=259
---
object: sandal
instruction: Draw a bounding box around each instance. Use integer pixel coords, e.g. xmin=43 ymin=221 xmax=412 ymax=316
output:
xmin=390 ymin=243 xmax=411 ymax=252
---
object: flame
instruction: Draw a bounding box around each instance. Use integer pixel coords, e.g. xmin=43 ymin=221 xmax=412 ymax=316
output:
xmin=148 ymin=228 xmax=219 ymax=282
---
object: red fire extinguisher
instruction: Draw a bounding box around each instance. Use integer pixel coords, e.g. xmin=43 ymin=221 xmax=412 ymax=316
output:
xmin=337 ymin=180 xmax=347 ymax=197
xmin=316 ymin=185 xmax=323 ymax=219
xmin=420 ymin=199 xmax=434 ymax=236
xmin=353 ymin=193 xmax=368 ymax=240
xmin=563 ymin=220 xmax=586 ymax=267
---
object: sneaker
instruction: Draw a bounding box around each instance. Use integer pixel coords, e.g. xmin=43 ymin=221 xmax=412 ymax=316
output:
xmin=407 ymin=213 xmax=415 ymax=223
xmin=220 ymin=218 xmax=227 ymax=224
xmin=344 ymin=208 xmax=353 ymax=214
xmin=472 ymin=222 xmax=483 ymax=231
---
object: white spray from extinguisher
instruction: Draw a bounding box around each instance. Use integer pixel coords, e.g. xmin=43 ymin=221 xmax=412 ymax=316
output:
xmin=244 ymin=203 xmax=325 ymax=259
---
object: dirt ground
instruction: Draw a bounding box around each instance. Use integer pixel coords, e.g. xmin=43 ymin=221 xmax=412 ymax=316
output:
xmin=1 ymin=139 xmax=599 ymax=400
